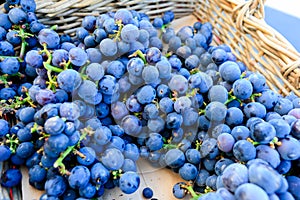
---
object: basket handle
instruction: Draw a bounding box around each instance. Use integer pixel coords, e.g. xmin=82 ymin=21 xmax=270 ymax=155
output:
xmin=233 ymin=0 xmax=266 ymax=31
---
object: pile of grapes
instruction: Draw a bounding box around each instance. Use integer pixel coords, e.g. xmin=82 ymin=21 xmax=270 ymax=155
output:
xmin=0 ymin=0 xmax=300 ymax=199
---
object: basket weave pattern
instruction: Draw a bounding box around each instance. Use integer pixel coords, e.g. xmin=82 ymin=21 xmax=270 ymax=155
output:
xmin=1 ymin=0 xmax=300 ymax=96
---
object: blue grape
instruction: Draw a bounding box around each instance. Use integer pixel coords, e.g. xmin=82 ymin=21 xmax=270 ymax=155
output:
xmin=248 ymin=162 xmax=281 ymax=194
xmin=221 ymin=163 xmax=248 ymax=192
xmin=225 ymin=107 xmax=244 ymax=126
xmin=60 ymin=42 xmax=76 ymax=51
xmin=119 ymin=171 xmax=140 ymax=194
xmin=211 ymin=48 xmax=228 ymax=65
xmin=44 ymin=116 xmax=65 ymax=135
xmin=77 ymin=147 xmax=96 ymax=166
xmin=166 ymin=112 xmax=183 ymax=130
xmin=51 ymin=49 xmax=69 ymax=67
xmin=78 ymin=182 xmax=96 ymax=198
xmin=142 ymin=187 xmax=153 ymax=199
xmin=147 ymin=116 xmax=165 ymax=132
xmin=114 ymin=9 xmax=134 ymax=25
xmin=233 ymin=78 xmax=253 ymax=100
xmin=205 ymin=101 xmax=227 ymax=121
xmin=248 ymin=72 xmax=266 ymax=92
xmin=99 ymin=38 xmax=117 ymax=57
xmin=208 ymin=85 xmax=228 ymax=103
xmin=29 ymin=165 xmax=46 ymax=182
xmin=250 ymin=121 xmax=276 ymax=144
xmin=106 ymin=60 xmax=126 ymax=79
xmin=145 ymin=133 xmax=163 ymax=151
xmin=269 ymin=118 xmax=291 ymax=139
xmin=6 ymin=30 xmax=21 ymax=45
xmin=121 ymin=24 xmax=139 ymax=43
xmin=217 ymin=133 xmax=235 ymax=152
xmin=277 ymin=136 xmax=300 ymax=160
xmin=18 ymin=107 xmax=35 ymax=124
xmin=94 ymin=126 xmax=112 ymax=145
xmin=257 ymin=89 xmax=279 ymax=110
xmin=172 ymin=182 xmax=187 ymax=199
xmin=16 ymin=141 xmax=35 ymax=159
xmin=219 ymin=61 xmax=241 ymax=82
xmin=68 ymin=166 xmax=90 ymax=189
xmin=136 ymin=85 xmax=156 ymax=104
xmin=8 ymin=7 xmax=27 ymax=24
xmin=91 ymin=162 xmax=110 ymax=185
xmin=256 ymin=144 xmax=281 ymax=168
xmin=233 ymin=140 xmax=256 ymax=162
xmin=38 ymin=29 xmax=60 ymax=49
xmin=214 ymin=158 xmax=234 ymax=176
xmin=243 ymin=102 xmax=267 ymax=119
xmin=0 ymin=145 xmax=11 ymax=162
xmin=111 ymin=101 xmax=129 ymax=120
xmin=0 ymin=41 xmax=14 ymax=56
xmin=46 ymin=134 xmax=69 ymax=155
xmin=99 ymin=75 xmax=117 ymax=95
xmin=101 ymin=148 xmax=124 ymax=170
xmin=165 ymin=149 xmax=185 ymax=168
xmin=274 ymin=98 xmax=293 ymax=115
xmin=200 ymin=138 xmax=219 ymax=158
xmin=121 ymin=115 xmax=142 ymax=137
xmin=0 ymin=88 xmax=16 ymax=100
xmin=179 ymin=163 xmax=198 ymax=181
xmin=142 ymin=65 xmax=159 ymax=84
xmin=82 ymin=15 xmax=96 ymax=31
xmin=20 ymin=0 xmax=36 ymax=12
xmin=234 ymin=183 xmax=269 ymax=200
xmin=57 ymin=69 xmax=82 ymax=93
xmin=168 ymin=74 xmax=188 ymax=95
xmin=176 ymin=45 xmax=192 ymax=59
xmin=69 ymin=47 xmax=88 ymax=66
xmin=286 ymin=176 xmax=300 ymax=200
xmin=156 ymin=59 xmax=172 ymax=79
xmin=0 ymin=13 xmax=12 ymax=29
xmin=1 ymin=168 xmax=22 ymax=188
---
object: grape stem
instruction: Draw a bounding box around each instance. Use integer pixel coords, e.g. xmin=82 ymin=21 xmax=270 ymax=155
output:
xmin=110 ymin=19 xmax=124 ymax=42
xmin=195 ymin=140 xmax=201 ymax=151
xmin=179 ymin=183 xmax=201 ymax=200
xmin=16 ymin=24 xmax=34 ymax=60
xmin=111 ymin=169 xmax=123 ymax=179
xmin=246 ymin=137 xmax=260 ymax=146
xmin=128 ymin=49 xmax=146 ymax=64
xmin=41 ymin=43 xmax=63 ymax=91
xmin=250 ymin=93 xmax=262 ymax=102
xmin=5 ymin=134 xmax=19 ymax=154
xmin=53 ymin=127 xmax=94 ymax=175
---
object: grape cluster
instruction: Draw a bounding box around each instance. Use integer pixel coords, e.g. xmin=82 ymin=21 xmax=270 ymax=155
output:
xmin=0 ymin=0 xmax=300 ymax=200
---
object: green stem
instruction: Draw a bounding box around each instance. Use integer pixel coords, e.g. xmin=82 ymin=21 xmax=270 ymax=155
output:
xmin=44 ymin=62 xmax=63 ymax=73
xmin=195 ymin=140 xmax=201 ymax=151
xmin=179 ymin=184 xmax=201 ymax=200
xmin=163 ymin=143 xmax=178 ymax=150
xmin=53 ymin=127 xmax=93 ymax=175
xmin=50 ymin=25 xmax=58 ymax=30
xmin=165 ymin=51 xmax=173 ymax=58
xmin=250 ymin=93 xmax=262 ymax=102
xmin=17 ymin=25 xmax=33 ymax=60
xmin=64 ymin=60 xmax=72 ymax=70
xmin=111 ymin=169 xmax=123 ymax=179
xmin=0 ymin=56 xmax=22 ymax=62
xmin=198 ymin=109 xmax=205 ymax=115
xmin=5 ymin=134 xmax=19 ymax=154
xmin=129 ymin=50 xmax=146 ymax=64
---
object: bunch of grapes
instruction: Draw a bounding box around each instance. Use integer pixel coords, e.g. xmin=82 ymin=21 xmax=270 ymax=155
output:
xmin=0 ymin=0 xmax=300 ymax=200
